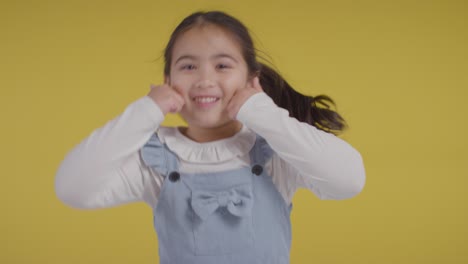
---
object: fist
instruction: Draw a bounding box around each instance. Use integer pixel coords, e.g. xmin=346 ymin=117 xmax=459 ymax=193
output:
xmin=147 ymin=84 xmax=185 ymax=115
xmin=226 ymin=76 xmax=263 ymax=119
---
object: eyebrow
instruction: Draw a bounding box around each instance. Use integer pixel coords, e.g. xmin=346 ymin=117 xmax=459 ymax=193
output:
xmin=174 ymin=55 xmax=197 ymax=64
xmin=174 ymin=53 xmax=239 ymax=64
xmin=213 ymin=53 xmax=239 ymax=63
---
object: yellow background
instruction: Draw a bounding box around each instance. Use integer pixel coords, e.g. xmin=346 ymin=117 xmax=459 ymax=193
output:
xmin=2 ymin=0 xmax=467 ymax=263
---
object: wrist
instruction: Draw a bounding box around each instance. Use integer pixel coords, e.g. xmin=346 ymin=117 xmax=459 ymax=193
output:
xmin=144 ymin=95 xmax=167 ymax=118
xmin=236 ymin=92 xmax=271 ymax=121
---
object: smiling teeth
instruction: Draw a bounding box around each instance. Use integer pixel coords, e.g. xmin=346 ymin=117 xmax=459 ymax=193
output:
xmin=194 ymin=97 xmax=218 ymax=103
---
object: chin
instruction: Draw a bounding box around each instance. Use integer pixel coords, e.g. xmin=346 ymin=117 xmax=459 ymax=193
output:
xmin=186 ymin=117 xmax=238 ymax=130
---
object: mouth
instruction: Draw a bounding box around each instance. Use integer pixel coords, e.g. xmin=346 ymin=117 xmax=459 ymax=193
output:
xmin=192 ymin=96 xmax=221 ymax=108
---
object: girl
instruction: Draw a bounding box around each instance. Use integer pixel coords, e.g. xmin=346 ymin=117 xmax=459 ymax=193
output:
xmin=55 ymin=11 xmax=365 ymax=264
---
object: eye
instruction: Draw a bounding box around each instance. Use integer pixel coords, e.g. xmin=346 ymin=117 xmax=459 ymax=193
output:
xmin=216 ymin=63 xmax=231 ymax=70
xmin=180 ymin=64 xmax=196 ymax=70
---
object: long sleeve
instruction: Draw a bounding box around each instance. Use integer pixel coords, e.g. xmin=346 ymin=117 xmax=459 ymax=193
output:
xmin=55 ymin=96 xmax=165 ymax=209
xmin=237 ymin=93 xmax=366 ymax=200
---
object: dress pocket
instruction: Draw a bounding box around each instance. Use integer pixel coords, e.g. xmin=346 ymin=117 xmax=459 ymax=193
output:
xmin=190 ymin=183 xmax=255 ymax=255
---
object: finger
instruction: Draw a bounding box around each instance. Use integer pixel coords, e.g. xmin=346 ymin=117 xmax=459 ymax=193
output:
xmin=167 ymin=89 xmax=184 ymax=111
xmin=171 ymin=84 xmax=184 ymax=95
xmin=226 ymin=96 xmax=241 ymax=120
xmin=253 ymin=76 xmax=262 ymax=91
xmin=169 ymin=97 xmax=184 ymax=113
xmin=245 ymin=79 xmax=254 ymax=90
xmin=172 ymin=85 xmax=180 ymax=93
xmin=175 ymin=93 xmax=185 ymax=107
xmin=246 ymin=76 xmax=260 ymax=91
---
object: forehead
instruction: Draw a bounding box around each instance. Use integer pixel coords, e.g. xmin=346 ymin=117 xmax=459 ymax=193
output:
xmin=171 ymin=24 xmax=244 ymax=61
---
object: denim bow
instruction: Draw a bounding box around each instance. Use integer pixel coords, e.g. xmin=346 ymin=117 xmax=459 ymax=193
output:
xmin=191 ymin=185 xmax=253 ymax=221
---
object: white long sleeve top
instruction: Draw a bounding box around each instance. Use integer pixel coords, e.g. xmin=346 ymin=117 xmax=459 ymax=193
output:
xmin=55 ymin=93 xmax=366 ymax=209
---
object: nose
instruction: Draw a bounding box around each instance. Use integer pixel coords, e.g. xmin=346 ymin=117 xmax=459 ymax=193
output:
xmin=195 ymin=66 xmax=216 ymax=89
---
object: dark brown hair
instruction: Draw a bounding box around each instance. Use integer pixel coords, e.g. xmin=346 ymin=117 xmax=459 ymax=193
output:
xmin=164 ymin=11 xmax=346 ymax=134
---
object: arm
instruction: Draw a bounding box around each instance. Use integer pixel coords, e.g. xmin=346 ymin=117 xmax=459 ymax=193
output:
xmin=237 ymin=93 xmax=366 ymax=200
xmin=55 ymin=96 xmax=165 ymax=209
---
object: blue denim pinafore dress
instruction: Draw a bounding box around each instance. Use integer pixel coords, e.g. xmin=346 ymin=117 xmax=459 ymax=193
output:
xmin=141 ymin=133 xmax=292 ymax=264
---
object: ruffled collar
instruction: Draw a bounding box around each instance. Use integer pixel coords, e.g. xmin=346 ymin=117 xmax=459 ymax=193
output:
xmin=156 ymin=125 xmax=256 ymax=163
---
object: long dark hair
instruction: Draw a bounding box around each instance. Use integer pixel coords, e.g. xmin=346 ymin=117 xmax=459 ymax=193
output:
xmin=163 ymin=11 xmax=346 ymax=134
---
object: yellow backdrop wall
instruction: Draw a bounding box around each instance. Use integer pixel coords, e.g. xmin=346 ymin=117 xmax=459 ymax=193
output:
xmin=2 ymin=0 xmax=467 ymax=263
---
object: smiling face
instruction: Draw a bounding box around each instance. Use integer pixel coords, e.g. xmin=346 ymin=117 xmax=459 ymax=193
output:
xmin=167 ymin=24 xmax=251 ymax=130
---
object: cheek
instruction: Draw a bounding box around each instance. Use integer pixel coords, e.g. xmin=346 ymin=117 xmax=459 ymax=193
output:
xmin=224 ymin=75 xmax=248 ymax=96
xmin=169 ymin=75 xmax=190 ymax=96
xmin=225 ymin=86 xmax=239 ymax=99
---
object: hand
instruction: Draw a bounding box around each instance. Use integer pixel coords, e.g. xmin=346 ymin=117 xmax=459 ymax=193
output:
xmin=226 ymin=76 xmax=263 ymax=119
xmin=147 ymin=83 xmax=185 ymax=115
